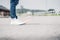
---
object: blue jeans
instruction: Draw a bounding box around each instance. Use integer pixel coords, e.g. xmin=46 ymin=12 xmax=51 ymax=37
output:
xmin=10 ymin=3 xmax=17 ymax=19
xmin=10 ymin=0 xmax=19 ymax=19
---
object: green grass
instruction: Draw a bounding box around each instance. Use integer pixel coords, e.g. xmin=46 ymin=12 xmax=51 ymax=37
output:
xmin=17 ymin=13 xmax=60 ymax=16
xmin=32 ymin=13 xmax=60 ymax=16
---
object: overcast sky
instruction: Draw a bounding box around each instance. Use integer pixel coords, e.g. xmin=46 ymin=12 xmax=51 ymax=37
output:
xmin=0 ymin=0 xmax=60 ymax=11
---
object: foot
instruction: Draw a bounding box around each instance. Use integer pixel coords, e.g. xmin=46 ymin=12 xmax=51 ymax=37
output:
xmin=11 ymin=18 xmax=25 ymax=25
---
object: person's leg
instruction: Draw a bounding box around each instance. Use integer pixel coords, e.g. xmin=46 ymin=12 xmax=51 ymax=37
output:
xmin=10 ymin=3 xmax=17 ymax=19
xmin=10 ymin=0 xmax=25 ymax=25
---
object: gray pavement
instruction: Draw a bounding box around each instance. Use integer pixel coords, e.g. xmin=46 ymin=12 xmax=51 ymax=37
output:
xmin=0 ymin=16 xmax=60 ymax=40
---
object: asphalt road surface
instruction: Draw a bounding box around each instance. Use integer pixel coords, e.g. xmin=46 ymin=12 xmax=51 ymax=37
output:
xmin=0 ymin=16 xmax=60 ymax=40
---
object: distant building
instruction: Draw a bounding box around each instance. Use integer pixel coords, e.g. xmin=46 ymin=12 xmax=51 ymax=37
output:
xmin=31 ymin=10 xmax=46 ymax=15
xmin=0 ymin=5 xmax=10 ymax=17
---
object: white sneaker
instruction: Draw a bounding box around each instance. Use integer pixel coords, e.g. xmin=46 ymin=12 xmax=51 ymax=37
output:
xmin=11 ymin=18 xmax=25 ymax=25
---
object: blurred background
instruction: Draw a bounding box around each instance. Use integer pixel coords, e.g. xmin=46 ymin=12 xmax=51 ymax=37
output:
xmin=0 ymin=0 xmax=60 ymax=18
